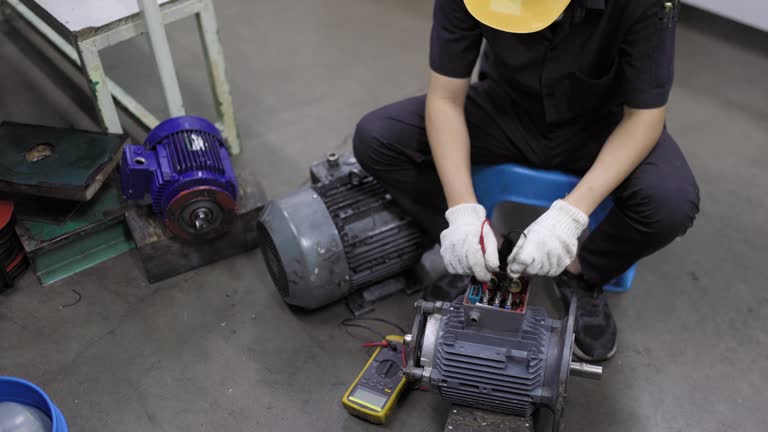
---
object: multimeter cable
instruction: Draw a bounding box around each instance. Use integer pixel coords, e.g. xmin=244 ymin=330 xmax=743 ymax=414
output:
xmin=361 ymin=340 xmax=406 ymax=368
xmin=362 ymin=341 xmax=391 ymax=348
xmin=340 ymin=317 xmax=407 ymax=335
xmin=341 ymin=321 xmax=388 ymax=341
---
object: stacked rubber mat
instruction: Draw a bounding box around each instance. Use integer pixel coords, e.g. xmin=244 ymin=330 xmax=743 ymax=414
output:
xmin=0 ymin=201 xmax=28 ymax=289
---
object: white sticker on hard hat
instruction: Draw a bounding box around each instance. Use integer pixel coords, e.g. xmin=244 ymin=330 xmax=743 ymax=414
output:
xmin=490 ymin=0 xmax=522 ymax=16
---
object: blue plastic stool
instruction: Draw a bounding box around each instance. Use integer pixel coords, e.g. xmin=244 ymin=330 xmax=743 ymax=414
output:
xmin=0 ymin=376 xmax=68 ymax=432
xmin=472 ymin=163 xmax=637 ymax=292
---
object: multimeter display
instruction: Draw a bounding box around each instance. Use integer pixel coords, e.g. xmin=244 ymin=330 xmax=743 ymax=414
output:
xmin=349 ymin=387 xmax=387 ymax=410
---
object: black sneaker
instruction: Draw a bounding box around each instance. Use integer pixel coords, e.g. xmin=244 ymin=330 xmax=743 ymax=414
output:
xmin=554 ymin=271 xmax=617 ymax=361
xmin=422 ymin=274 xmax=472 ymax=302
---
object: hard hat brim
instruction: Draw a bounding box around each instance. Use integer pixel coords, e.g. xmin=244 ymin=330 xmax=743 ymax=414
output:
xmin=464 ymin=0 xmax=571 ymax=34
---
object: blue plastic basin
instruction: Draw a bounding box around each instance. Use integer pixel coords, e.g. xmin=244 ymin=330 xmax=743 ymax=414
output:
xmin=0 ymin=377 xmax=67 ymax=432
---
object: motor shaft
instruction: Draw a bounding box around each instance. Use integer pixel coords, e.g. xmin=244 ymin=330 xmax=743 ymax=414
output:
xmin=569 ymin=361 xmax=603 ymax=380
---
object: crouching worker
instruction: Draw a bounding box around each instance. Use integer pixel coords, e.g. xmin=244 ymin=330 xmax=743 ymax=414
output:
xmin=353 ymin=0 xmax=699 ymax=361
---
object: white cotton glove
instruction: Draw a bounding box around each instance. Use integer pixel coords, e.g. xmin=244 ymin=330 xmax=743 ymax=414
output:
xmin=440 ymin=204 xmax=499 ymax=282
xmin=507 ymin=199 xmax=589 ymax=278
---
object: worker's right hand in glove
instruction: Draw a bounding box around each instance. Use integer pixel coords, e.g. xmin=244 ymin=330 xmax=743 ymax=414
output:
xmin=506 ymin=199 xmax=589 ymax=278
xmin=440 ymin=203 xmax=499 ymax=282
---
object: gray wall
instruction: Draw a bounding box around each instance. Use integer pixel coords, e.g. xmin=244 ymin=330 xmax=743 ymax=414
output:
xmin=685 ymin=0 xmax=768 ymax=31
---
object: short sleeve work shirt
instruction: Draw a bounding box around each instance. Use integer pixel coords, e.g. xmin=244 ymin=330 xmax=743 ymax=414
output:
xmin=429 ymin=0 xmax=678 ymax=129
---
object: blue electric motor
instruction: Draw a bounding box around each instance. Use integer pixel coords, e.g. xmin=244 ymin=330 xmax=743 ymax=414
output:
xmin=121 ymin=116 xmax=238 ymax=240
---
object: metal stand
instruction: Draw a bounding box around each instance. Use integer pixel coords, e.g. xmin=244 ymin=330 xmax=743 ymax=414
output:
xmin=3 ymin=0 xmax=240 ymax=154
xmin=137 ymin=0 xmax=185 ymax=117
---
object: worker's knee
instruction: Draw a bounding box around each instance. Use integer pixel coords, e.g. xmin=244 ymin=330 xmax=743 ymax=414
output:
xmin=354 ymin=96 xmax=429 ymax=176
xmin=654 ymin=184 xmax=699 ymax=237
xmin=623 ymin=174 xmax=700 ymax=239
xmin=352 ymin=110 xmax=388 ymax=172
xmin=353 ymin=109 xmax=425 ymax=177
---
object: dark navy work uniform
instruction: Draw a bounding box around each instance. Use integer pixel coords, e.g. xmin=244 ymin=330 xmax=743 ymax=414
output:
xmin=353 ymin=0 xmax=700 ymax=286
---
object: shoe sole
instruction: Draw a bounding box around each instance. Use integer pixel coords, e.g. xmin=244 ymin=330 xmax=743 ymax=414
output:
xmin=554 ymin=281 xmax=618 ymax=362
xmin=573 ymin=340 xmax=617 ymax=362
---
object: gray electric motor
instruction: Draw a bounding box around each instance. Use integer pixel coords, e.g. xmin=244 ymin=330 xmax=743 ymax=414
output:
xmin=257 ymin=152 xmax=424 ymax=310
xmin=404 ymin=279 xmax=602 ymax=430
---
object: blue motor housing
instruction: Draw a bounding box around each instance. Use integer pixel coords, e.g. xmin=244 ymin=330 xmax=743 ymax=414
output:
xmin=120 ymin=116 xmax=238 ymax=240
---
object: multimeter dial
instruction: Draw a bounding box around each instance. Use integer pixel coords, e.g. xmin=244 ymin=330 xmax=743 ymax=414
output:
xmin=375 ymin=359 xmax=400 ymax=379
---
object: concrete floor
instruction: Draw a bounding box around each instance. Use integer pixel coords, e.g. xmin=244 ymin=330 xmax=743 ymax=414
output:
xmin=1 ymin=1 xmax=767 ymax=431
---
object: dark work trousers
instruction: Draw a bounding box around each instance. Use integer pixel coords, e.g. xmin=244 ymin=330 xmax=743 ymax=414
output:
xmin=352 ymin=85 xmax=700 ymax=287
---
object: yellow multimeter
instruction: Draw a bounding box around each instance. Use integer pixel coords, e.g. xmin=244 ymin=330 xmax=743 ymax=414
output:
xmin=341 ymin=335 xmax=409 ymax=424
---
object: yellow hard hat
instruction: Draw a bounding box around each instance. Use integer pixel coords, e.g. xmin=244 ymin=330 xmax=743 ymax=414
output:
xmin=464 ymin=0 xmax=571 ymax=33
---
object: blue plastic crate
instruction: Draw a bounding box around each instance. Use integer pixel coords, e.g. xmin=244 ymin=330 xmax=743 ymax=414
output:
xmin=473 ymin=163 xmax=637 ymax=292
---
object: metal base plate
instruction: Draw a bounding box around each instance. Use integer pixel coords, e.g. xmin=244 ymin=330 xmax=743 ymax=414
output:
xmin=0 ymin=121 xmax=127 ymax=201
xmin=125 ymin=169 xmax=265 ymax=283
xmin=444 ymin=406 xmax=534 ymax=432
xmin=346 ymin=276 xmax=407 ymax=316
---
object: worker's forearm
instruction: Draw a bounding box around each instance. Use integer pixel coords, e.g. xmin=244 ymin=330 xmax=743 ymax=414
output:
xmin=426 ymin=94 xmax=477 ymax=208
xmin=566 ymin=106 xmax=667 ymax=215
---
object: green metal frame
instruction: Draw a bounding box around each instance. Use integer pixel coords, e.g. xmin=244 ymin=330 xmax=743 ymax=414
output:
xmin=14 ymin=181 xmax=135 ymax=286
xmin=32 ymin=222 xmax=134 ymax=285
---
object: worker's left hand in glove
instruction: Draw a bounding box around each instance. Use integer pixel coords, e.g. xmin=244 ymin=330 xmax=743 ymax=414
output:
xmin=507 ymin=199 xmax=589 ymax=277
